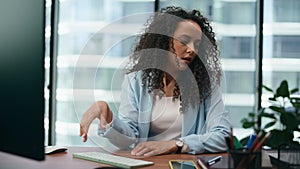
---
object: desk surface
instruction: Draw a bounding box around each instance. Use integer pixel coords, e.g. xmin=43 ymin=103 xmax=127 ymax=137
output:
xmin=0 ymin=146 xmax=273 ymax=169
xmin=0 ymin=146 xmax=206 ymax=169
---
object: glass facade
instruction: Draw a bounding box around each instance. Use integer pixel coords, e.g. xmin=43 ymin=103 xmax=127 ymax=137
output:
xmin=263 ymin=0 xmax=300 ymax=99
xmin=45 ymin=0 xmax=300 ymax=146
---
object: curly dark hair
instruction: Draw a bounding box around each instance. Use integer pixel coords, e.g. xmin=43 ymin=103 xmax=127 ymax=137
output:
xmin=126 ymin=6 xmax=222 ymax=111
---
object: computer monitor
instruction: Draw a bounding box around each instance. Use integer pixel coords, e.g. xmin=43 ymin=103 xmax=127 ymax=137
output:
xmin=0 ymin=0 xmax=45 ymax=160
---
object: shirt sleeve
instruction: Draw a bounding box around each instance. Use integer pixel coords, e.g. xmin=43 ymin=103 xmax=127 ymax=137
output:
xmin=182 ymin=87 xmax=231 ymax=154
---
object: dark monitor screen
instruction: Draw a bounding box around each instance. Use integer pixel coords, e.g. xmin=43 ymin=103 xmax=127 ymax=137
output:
xmin=0 ymin=0 xmax=45 ymax=160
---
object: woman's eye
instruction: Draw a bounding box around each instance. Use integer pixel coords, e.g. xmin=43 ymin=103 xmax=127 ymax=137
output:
xmin=180 ymin=39 xmax=189 ymax=45
xmin=195 ymin=42 xmax=201 ymax=48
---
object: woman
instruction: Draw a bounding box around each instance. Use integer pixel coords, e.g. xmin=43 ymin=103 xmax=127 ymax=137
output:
xmin=80 ymin=6 xmax=230 ymax=157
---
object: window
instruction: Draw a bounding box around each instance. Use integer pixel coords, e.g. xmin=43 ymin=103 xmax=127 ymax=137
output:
xmin=263 ymin=0 xmax=300 ymax=100
xmin=213 ymin=1 xmax=256 ymax=24
xmin=273 ymin=0 xmax=300 ymax=22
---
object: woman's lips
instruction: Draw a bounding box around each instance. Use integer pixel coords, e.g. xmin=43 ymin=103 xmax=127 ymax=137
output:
xmin=180 ymin=57 xmax=192 ymax=65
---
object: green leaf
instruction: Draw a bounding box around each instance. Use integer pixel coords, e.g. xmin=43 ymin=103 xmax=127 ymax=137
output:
xmin=240 ymin=118 xmax=249 ymax=123
xmin=275 ymin=80 xmax=290 ymax=98
xmin=290 ymin=97 xmax=300 ymax=101
xmin=260 ymin=112 xmax=276 ymax=119
xmin=290 ymin=97 xmax=300 ymax=108
xmin=280 ymin=113 xmax=298 ymax=130
xmin=269 ymin=97 xmax=276 ymax=101
xmin=263 ymin=121 xmax=276 ymax=129
xmin=257 ymin=108 xmax=266 ymax=117
xmin=266 ymin=129 xmax=295 ymax=148
xmin=240 ymin=136 xmax=250 ymax=146
xmin=269 ymin=106 xmax=285 ymax=114
xmin=290 ymin=88 xmax=299 ymax=94
xmin=291 ymin=102 xmax=300 ymax=109
xmin=263 ymin=85 xmax=273 ymax=93
xmin=248 ymin=112 xmax=255 ymax=117
xmin=234 ymin=136 xmax=243 ymax=149
xmin=242 ymin=121 xmax=255 ymax=129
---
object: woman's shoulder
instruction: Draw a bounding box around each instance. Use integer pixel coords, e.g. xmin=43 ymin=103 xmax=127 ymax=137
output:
xmin=123 ymin=71 xmax=148 ymax=94
xmin=124 ymin=71 xmax=144 ymax=86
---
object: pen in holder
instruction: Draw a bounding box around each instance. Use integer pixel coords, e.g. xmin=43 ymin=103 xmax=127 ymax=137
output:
xmin=226 ymin=130 xmax=270 ymax=169
xmin=228 ymin=148 xmax=262 ymax=169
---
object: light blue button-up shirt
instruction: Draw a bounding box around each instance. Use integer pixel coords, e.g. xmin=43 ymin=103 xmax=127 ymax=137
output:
xmin=100 ymin=71 xmax=231 ymax=154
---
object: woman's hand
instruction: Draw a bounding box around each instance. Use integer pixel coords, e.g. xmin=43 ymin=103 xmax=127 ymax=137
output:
xmin=131 ymin=140 xmax=177 ymax=157
xmin=80 ymin=101 xmax=113 ymax=142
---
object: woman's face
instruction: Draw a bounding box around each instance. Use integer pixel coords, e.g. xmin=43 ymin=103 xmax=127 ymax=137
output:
xmin=168 ymin=20 xmax=202 ymax=71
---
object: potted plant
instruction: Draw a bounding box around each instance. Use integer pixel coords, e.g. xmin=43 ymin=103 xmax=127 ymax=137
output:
xmin=240 ymin=80 xmax=300 ymax=148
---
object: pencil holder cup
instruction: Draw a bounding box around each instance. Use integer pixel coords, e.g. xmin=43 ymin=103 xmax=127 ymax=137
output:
xmin=228 ymin=149 xmax=261 ymax=169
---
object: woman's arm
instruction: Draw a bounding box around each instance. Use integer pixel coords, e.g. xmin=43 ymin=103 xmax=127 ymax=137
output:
xmin=80 ymin=101 xmax=113 ymax=142
xmin=100 ymin=73 xmax=141 ymax=148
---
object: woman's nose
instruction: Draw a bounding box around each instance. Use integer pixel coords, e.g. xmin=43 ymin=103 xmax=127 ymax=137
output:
xmin=186 ymin=43 xmax=196 ymax=54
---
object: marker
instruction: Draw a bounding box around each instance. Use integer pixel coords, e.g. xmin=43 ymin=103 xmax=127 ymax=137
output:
xmin=207 ymin=156 xmax=222 ymax=166
xmin=246 ymin=134 xmax=257 ymax=149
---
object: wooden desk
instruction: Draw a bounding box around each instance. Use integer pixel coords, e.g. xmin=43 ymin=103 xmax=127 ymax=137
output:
xmin=0 ymin=146 xmax=272 ymax=169
xmin=0 ymin=146 xmax=217 ymax=169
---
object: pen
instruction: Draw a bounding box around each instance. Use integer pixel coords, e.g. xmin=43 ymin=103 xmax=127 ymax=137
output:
xmin=248 ymin=131 xmax=263 ymax=152
xmin=236 ymin=132 xmax=271 ymax=169
xmin=197 ymin=159 xmax=208 ymax=169
xmin=230 ymin=127 xmax=234 ymax=150
xmin=207 ymin=156 xmax=222 ymax=166
xmin=225 ymin=137 xmax=231 ymax=149
xmin=253 ymin=132 xmax=271 ymax=152
xmin=246 ymin=134 xmax=256 ymax=149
